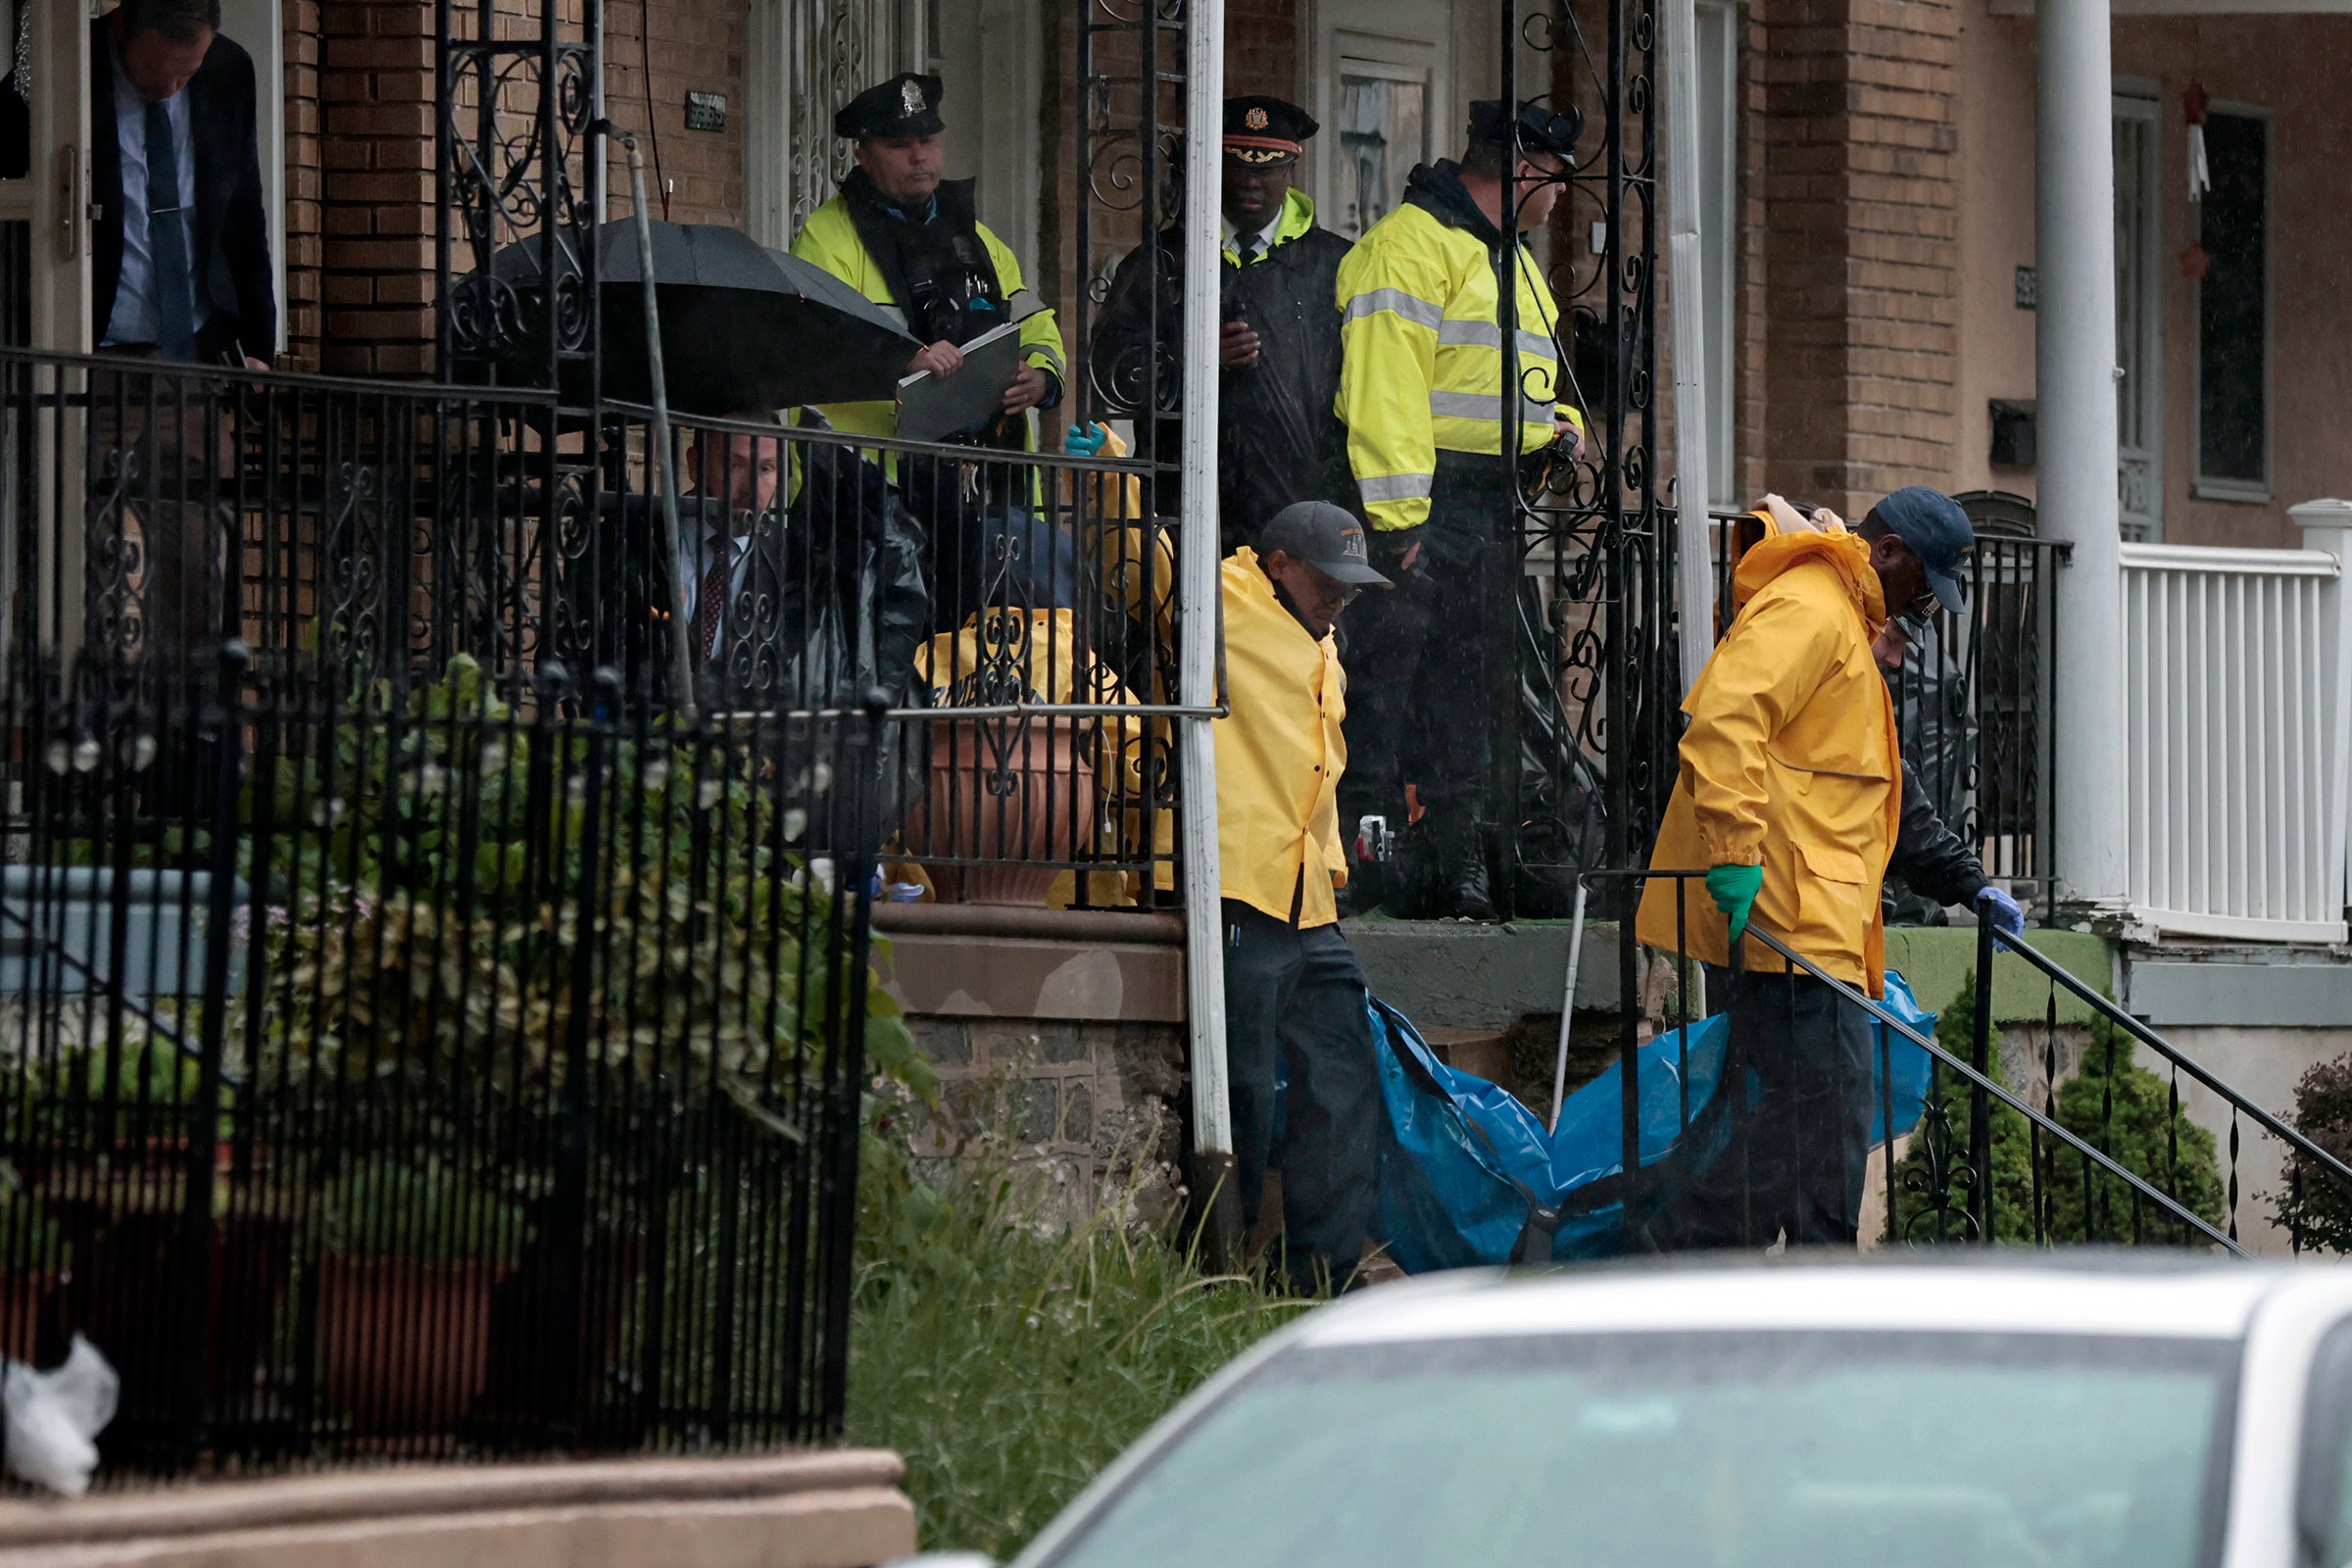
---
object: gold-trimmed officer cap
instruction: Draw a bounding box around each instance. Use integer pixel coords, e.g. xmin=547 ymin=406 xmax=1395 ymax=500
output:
xmin=1223 ymin=95 xmax=1317 ymax=166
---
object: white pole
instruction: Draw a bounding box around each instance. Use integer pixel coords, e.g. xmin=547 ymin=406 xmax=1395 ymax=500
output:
xmin=1177 ymin=0 xmax=1236 ymax=1247
xmin=1661 ymin=0 xmax=1716 ymax=689
xmin=2035 ymin=0 xmax=2129 ymax=913
xmin=1547 ymin=880 xmax=1590 ymax=1134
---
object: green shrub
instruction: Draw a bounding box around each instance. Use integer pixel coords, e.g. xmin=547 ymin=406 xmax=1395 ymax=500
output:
xmin=2267 ymin=1054 xmax=2352 ymax=1251
xmin=1892 ymin=973 xmax=2223 ymax=1244
xmin=308 ymin=1154 xmax=530 ymax=1261
xmin=848 ymin=1121 xmax=1307 ymax=1556
xmin=1890 ymin=971 xmax=2034 ymax=1241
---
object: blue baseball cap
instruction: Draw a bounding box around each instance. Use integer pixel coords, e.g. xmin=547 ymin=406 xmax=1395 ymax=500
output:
xmin=1866 ymin=487 xmax=1975 ymax=614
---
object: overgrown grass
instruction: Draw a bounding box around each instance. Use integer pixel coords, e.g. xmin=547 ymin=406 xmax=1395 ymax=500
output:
xmin=846 ymin=1143 xmax=1312 ymax=1556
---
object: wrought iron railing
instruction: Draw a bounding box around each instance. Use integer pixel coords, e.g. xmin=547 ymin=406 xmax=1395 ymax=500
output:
xmin=1591 ymin=870 xmax=2259 ymax=1253
xmin=0 ymin=648 xmax=884 ymax=1467
xmin=1984 ymin=926 xmax=2352 ymax=1252
xmin=0 ymin=349 xmax=1192 ymax=908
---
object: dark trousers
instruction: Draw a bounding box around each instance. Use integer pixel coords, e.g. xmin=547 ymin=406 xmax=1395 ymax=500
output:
xmin=1221 ymin=900 xmax=1380 ymax=1291
xmin=1655 ymin=967 xmax=1875 ymax=1250
xmin=1337 ymin=454 xmax=1518 ymax=857
xmin=88 ymin=361 xmax=235 ymax=665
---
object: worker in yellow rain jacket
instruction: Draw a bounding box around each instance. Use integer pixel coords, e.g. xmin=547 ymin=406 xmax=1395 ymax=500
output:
xmin=790 ymin=73 xmax=1068 ymax=630
xmin=1637 ymin=486 xmax=1979 ymax=1250
xmin=1332 ymin=99 xmax=1587 ymax=921
xmin=1214 ymin=502 xmax=1392 ymax=1292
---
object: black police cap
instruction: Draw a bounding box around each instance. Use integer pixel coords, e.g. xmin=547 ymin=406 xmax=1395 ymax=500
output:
xmin=1224 ymin=95 xmax=1319 ymax=166
xmin=1466 ymin=98 xmax=1584 ymax=163
xmin=834 ymin=73 xmax=945 ymax=140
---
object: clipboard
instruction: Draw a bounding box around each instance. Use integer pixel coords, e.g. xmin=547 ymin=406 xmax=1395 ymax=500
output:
xmin=895 ymin=319 xmax=1025 ymax=443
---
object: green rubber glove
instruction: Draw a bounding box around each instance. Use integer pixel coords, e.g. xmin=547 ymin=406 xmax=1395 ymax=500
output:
xmin=1706 ymin=862 xmax=1764 ymax=944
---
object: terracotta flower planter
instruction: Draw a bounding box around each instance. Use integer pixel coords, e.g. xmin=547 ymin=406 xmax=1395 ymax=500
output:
xmin=316 ymin=1256 xmax=504 ymax=1434
xmin=902 ymin=715 xmax=1096 ymax=906
xmin=0 ymin=1269 xmax=57 ymax=1363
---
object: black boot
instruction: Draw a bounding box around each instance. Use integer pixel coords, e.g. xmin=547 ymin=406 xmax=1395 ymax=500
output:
xmin=1422 ymin=816 xmax=1495 ymax=921
xmin=1436 ymin=847 xmax=1496 ymax=921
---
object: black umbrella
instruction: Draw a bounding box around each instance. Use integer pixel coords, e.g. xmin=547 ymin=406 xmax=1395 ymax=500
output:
xmin=484 ymin=221 xmax=919 ymax=414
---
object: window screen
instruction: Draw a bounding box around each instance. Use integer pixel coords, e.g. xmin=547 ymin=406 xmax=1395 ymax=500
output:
xmin=2197 ymin=111 xmax=2267 ymax=491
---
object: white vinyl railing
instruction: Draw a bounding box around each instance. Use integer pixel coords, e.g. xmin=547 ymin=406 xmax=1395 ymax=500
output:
xmin=2121 ymin=526 xmax=2352 ymax=943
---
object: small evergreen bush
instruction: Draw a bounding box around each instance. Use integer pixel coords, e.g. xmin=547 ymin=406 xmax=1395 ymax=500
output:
xmin=1892 ymin=973 xmax=2223 ymax=1244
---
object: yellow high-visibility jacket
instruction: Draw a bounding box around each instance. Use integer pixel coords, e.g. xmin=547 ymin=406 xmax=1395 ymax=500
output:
xmin=1215 ymin=548 xmax=1349 ymax=928
xmin=1334 ymin=172 xmax=1584 ymax=531
xmin=788 ymin=193 xmax=1067 ymax=449
xmin=1635 ymin=525 xmax=1901 ymax=995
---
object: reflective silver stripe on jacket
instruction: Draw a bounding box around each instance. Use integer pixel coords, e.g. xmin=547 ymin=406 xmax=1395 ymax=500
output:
xmin=1429 ymin=390 xmax=1556 ymax=424
xmin=1006 ymin=287 xmax=1051 ymax=322
xmin=1357 ymin=472 xmax=1437 ymax=504
xmin=1435 ymin=319 xmax=1557 ymax=361
xmin=1024 ymin=340 xmax=1068 ymax=377
xmin=1343 ymin=287 xmax=1445 ymax=329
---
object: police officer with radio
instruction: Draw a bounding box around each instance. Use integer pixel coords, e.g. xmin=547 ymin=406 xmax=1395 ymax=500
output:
xmin=791 ymin=73 xmax=1068 ymax=627
xmin=1333 ymin=99 xmax=1588 ymax=919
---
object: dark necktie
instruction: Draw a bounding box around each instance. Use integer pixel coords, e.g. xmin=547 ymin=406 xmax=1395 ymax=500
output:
xmin=144 ymin=100 xmax=196 ymax=361
xmin=1237 ymin=233 xmax=1263 ymax=267
xmin=695 ymin=544 xmax=731 ymax=659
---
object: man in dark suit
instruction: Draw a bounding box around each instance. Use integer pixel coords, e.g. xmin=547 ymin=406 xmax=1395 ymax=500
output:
xmin=84 ymin=0 xmax=274 ymax=663
xmin=1088 ymin=96 xmax=1355 ymax=554
xmin=92 ymin=0 xmax=274 ymax=367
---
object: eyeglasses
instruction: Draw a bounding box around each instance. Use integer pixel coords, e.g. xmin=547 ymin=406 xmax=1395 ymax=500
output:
xmin=1308 ymin=565 xmax=1362 ymax=608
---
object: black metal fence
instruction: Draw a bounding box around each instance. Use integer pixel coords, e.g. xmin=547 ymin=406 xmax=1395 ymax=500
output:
xmin=0 ymin=649 xmax=886 ymax=1466
xmin=1883 ymin=532 xmax=2068 ymax=908
xmin=0 ymin=349 xmax=1190 ymax=907
xmin=1593 ymin=872 xmax=2352 ymax=1253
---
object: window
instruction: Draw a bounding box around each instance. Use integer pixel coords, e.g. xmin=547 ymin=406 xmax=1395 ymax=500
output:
xmin=2195 ymin=109 xmax=2268 ymax=500
xmin=2115 ymin=88 xmax=2162 ymax=540
xmin=1334 ymin=68 xmax=1428 ymax=239
xmin=1308 ymin=0 xmax=1450 ymax=245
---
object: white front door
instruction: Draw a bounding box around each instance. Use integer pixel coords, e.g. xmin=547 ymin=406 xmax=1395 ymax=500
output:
xmin=1307 ymin=0 xmax=1451 ymax=242
xmin=0 ymin=0 xmax=91 ymax=349
xmin=2114 ymin=87 xmax=2163 ymax=542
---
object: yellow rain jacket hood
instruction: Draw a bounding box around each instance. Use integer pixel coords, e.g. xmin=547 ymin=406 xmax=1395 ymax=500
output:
xmin=1636 ymin=524 xmax=1900 ymax=994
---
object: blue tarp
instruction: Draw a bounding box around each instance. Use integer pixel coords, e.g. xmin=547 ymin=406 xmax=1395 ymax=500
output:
xmin=1367 ymin=974 xmax=1938 ymax=1271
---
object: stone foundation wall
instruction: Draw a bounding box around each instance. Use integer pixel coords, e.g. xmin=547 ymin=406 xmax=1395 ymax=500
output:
xmin=907 ymin=1017 xmax=1189 ymax=1231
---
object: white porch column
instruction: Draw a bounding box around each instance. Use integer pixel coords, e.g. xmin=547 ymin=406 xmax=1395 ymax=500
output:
xmin=2035 ymin=0 xmax=2129 ymax=913
xmin=1177 ymin=0 xmax=1236 ymax=1251
xmin=2292 ymin=498 xmax=2352 ymax=929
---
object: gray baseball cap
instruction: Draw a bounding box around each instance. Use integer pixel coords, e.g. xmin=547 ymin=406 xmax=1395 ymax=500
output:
xmin=1258 ymin=501 xmax=1393 ymax=588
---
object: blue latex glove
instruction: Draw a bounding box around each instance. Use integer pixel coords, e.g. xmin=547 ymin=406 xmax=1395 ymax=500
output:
xmin=1064 ymin=421 xmax=1109 ymax=457
xmin=1705 ymin=863 xmax=1764 ymax=944
xmin=1976 ymin=884 xmax=2026 ymax=939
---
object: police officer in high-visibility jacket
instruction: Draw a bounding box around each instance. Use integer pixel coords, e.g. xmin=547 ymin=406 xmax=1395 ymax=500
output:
xmin=790 ymin=73 xmax=1068 ymax=628
xmin=1333 ymin=100 xmax=1586 ymax=920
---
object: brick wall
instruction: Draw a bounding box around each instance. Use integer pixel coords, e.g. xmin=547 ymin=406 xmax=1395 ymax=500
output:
xmin=281 ymin=0 xmax=322 ymax=368
xmin=1225 ymin=0 xmax=1301 ymax=102
xmin=317 ymin=0 xmax=437 ymax=377
xmin=308 ymin=0 xmax=719 ymax=380
xmin=601 ymin=0 xmax=746 ymax=227
xmin=1748 ymin=0 xmax=1960 ymax=518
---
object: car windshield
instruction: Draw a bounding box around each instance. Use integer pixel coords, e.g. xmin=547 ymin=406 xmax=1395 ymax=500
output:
xmin=1040 ymin=1330 xmax=2234 ymax=1568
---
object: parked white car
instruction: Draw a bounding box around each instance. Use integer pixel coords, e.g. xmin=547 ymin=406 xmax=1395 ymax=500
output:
xmin=919 ymin=1257 xmax=2352 ymax=1568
